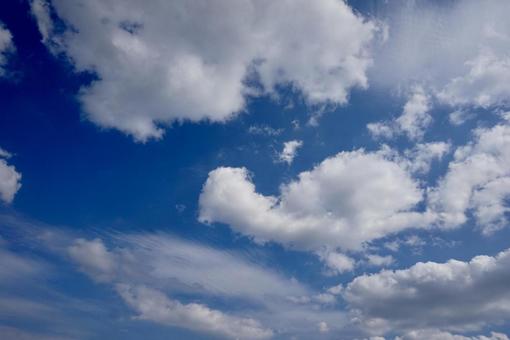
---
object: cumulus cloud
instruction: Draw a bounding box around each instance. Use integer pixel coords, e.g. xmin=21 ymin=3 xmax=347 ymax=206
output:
xmin=343 ymin=247 xmax=510 ymax=334
xmin=32 ymin=0 xmax=376 ymax=141
xmin=438 ymin=52 xmax=510 ymax=108
xmin=248 ymin=125 xmax=283 ymax=137
xmin=367 ymin=87 xmax=431 ymax=141
xmin=0 ymin=148 xmax=22 ymax=204
xmin=117 ymin=284 xmax=273 ymax=339
xmin=0 ymin=22 xmax=14 ymax=76
xmin=428 ymin=121 xmax=510 ymax=233
xmin=278 ymin=140 xmax=303 ymax=165
xmin=199 ymin=148 xmax=432 ymax=257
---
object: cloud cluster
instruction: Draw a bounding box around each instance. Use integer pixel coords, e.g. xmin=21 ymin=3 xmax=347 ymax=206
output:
xmin=0 ymin=148 xmax=22 ymax=204
xmin=199 ymin=148 xmax=432 ymax=257
xmin=429 ymin=120 xmax=510 ymax=233
xmin=343 ymin=247 xmax=510 ymax=334
xmin=31 ymin=0 xmax=376 ymax=141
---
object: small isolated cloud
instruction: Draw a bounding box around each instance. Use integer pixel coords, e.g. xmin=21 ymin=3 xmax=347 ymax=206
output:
xmin=32 ymin=0 xmax=376 ymax=141
xmin=0 ymin=22 xmax=14 ymax=76
xmin=438 ymin=52 xmax=510 ymax=108
xmin=278 ymin=140 xmax=303 ymax=165
xmin=395 ymin=329 xmax=509 ymax=340
xmin=248 ymin=125 xmax=283 ymax=137
xmin=365 ymin=254 xmax=394 ymax=268
xmin=0 ymin=148 xmax=22 ymax=204
xmin=318 ymin=321 xmax=329 ymax=333
xmin=368 ymin=87 xmax=431 ymax=141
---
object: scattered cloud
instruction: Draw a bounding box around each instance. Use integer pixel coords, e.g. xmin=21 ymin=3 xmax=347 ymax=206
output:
xmin=449 ymin=110 xmax=475 ymax=126
xmin=0 ymin=148 xmax=22 ymax=204
xmin=277 ymin=140 xmax=303 ymax=165
xmin=428 ymin=121 xmax=510 ymax=233
xmin=365 ymin=254 xmax=395 ymax=268
xmin=344 ymin=247 xmax=510 ymax=334
xmin=248 ymin=125 xmax=283 ymax=137
xmin=0 ymin=22 xmax=14 ymax=76
xmin=438 ymin=52 xmax=510 ymax=108
xmin=395 ymin=329 xmax=509 ymax=340
xmin=368 ymin=87 xmax=431 ymax=141
xmin=117 ymin=284 xmax=273 ymax=339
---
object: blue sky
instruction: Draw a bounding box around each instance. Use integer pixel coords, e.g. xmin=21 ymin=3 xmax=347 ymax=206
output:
xmin=1 ymin=0 xmax=510 ymax=339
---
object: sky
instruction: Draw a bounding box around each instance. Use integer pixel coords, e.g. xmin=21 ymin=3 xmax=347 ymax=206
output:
xmin=1 ymin=0 xmax=510 ymax=339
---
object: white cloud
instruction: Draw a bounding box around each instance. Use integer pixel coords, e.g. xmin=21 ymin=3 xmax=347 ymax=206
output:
xmin=370 ymin=0 xmax=510 ymax=107
xmin=278 ymin=140 xmax=303 ymax=165
xmin=67 ymin=235 xmax=306 ymax=302
xmin=117 ymin=284 xmax=272 ymax=339
xmin=0 ymin=149 xmax=22 ymax=204
xmin=0 ymin=214 xmax=352 ymax=338
xmin=0 ymin=148 xmax=12 ymax=158
xmin=318 ymin=321 xmax=329 ymax=333
xmin=68 ymin=238 xmax=116 ymax=282
xmin=0 ymin=326 xmax=72 ymax=340
xmin=64 ymin=235 xmax=350 ymax=337
xmin=30 ymin=0 xmax=54 ymax=46
xmin=248 ymin=125 xmax=283 ymax=137
xmin=199 ymin=149 xmax=432 ymax=256
xmin=403 ymin=142 xmax=451 ymax=174
xmin=449 ymin=110 xmax=475 ymax=126
xmin=0 ymin=245 xmax=46 ymax=285
xmin=395 ymin=330 xmax=509 ymax=340
xmin=428 ymin=122 xmax=510 ymax=233
xmin=438 ymin=52 xmax=510 ymax=108
xmin=343 ymin=247 xmax=510 ymax=334
xmin=33 ymin=0 xmax=376 ymax=141
xmin=365 ymin=254 xmax=395 ymax=268
xmin=367 ymin=87 xmax=431 ymax=141
xmin=320 ymin=251 xmax=355 ymax=274
xmin=0 ymin=23 xmax=13 ymax=76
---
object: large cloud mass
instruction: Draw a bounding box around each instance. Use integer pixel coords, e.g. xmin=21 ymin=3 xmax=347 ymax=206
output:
xmin=199 ymin=149 xmax=431 ymax=253
xmin=31 ymin=0 xmax=375 ymax=141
